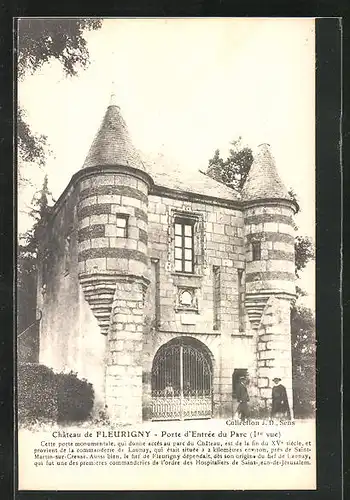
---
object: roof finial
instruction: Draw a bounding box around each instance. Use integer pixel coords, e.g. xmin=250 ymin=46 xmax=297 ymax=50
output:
xmin=109 ymin=92 xmax=117 ymax=107
xmin=109 ymin=79 xmax=118 ymax=107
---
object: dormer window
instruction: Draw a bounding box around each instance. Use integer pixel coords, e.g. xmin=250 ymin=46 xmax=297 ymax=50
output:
xmin=116 ymin=215 xmax=128 ymax=237
xmin=174 ymin=217 xmax=195 ymax=273
xmin=252 ymin=241 xmax=261 ymax=261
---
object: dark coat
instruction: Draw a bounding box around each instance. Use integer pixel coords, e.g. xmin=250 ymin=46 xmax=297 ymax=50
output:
xmin=271 ymin=384 xmax=290 ymax=417
xmin=236 ymin=381 xmax=250 ymax=403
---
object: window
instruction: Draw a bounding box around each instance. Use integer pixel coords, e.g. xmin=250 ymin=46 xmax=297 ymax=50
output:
xmin=174 ymin=217 xmax=195 ymax=273
xmin=42 ymin=249 xmax=50 ymax=287
xmin=116 ymin=215 xmax=128 ymax=237
xmin=252 ymin=241 xmax=261 ymax=261
xmin=238 ymin=269 xmax=245 ymax=332
xmin=179 ymin=290 xmax=193 ymax=306
xmin=64 ymin=235 xmax=71 ymax=275
xmin=150 ymin=258 xmax=160 ymax=328
xmin=213 ymin=266 xmax=221 ymax=330
xmin=175 ymin=287 xmax=198 ymax=312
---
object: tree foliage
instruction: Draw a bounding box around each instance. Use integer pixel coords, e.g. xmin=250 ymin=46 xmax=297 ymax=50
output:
xmin=18 ymin=18 xmax=102 ymax=169
xmin=18 ymin=175 xmax=53 ymax=258
xmin=295 ymin=235 xmax=315 ymax=278
xmin=18 ymin=18 xmax=102 ymax=80
xmin=17 ymin=108 xmax=49 ymax=169
xmin=18 ymin=364 xmax=94 ymax=425
xmin=206 ymin=137 xmax=254 ymax=191
xmin=291 ymin=305 xmax=316 ymax=417
xmin=287 ymin=188 xmax=300 ymax=215
xmin=18 ymin=176 xmax=53 ymax=361
xmin=206 ymin=138 xmax=315 ymax=274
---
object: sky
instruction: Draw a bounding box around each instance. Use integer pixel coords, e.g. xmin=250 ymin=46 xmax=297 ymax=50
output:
xmin=18 ymin=18 xmax=315 ymax=307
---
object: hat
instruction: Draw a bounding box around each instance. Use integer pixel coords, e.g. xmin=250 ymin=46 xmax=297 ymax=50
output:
xmin=272 ymin=377 xmax=281 ymax=382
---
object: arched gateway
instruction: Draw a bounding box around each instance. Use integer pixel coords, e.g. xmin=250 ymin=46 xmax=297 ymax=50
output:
xmin=150 ymin=337 xmax=213 ymax=421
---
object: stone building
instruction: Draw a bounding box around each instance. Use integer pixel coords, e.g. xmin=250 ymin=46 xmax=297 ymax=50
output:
xmin=37 ymin=95 xmax=297 ymax=424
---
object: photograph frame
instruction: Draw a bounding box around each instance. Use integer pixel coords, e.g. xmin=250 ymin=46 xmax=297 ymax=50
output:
xmin=0 ymin=11 xmax=343 ymax=500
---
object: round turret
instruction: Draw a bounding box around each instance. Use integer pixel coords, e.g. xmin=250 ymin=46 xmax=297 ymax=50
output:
xmin=244 ymin=201 xmax=296 ymax=295
xmin=76 ymin=97 xmax=153 ymax=334
xmin=77 ymin=169 xmax=151 ymax=279
xmin=241 ymin=143 xmax=297 ymax=416
xmin=242 ymin=144 xmax=297 ymax=328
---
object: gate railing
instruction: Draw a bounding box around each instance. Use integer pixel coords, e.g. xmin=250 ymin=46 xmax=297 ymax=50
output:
xmin=151 ymin=341 xmax=213 ymax=421
xmin=151 ymin=395 xmax=212 ymax=421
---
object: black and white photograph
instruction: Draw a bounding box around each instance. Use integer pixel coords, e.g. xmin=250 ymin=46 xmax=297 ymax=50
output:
xmin=17 ymin=17 xmax=316 ymax=490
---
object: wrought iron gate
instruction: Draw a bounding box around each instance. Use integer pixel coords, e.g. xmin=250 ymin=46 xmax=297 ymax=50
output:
xmin=151 ymin=341 xmax=213 ymax=421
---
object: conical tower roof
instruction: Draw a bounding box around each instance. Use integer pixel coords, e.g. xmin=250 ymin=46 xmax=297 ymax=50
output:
xmin=82 ymin=94 xmax=145 ymax=171
xmin=241 ymin=143 xmax=291 ymax=202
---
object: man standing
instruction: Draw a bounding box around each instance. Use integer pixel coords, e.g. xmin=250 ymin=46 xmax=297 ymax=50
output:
xmin=271 ymin=377 xmax=291 ymax=420
xmin=235 ymin=375 xmax=250 ymax=421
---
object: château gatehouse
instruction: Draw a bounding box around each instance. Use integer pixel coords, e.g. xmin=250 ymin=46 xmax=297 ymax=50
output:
xmin=36 ymin=93 xmax=297 ymax=424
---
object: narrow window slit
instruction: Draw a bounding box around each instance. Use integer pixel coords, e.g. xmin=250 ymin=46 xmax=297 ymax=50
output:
xmin=213 ymin=265 xmax=221 ymax=330
xmin=238 ymin=269 xmax=245 ymax=332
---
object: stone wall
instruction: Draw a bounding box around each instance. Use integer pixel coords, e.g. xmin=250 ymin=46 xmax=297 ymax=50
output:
xmin=77 ymin=171 xmax=149 ymax=278
xmin=76 ymin=170 xmax=150 ymax=336
xmin=105 ymin=277 xmax=146 ymax=424
xmin=146 ymin=194 xmax=245 ymax=334
xmin=37 ymin=170 xmax=296 ymax=422
xmin=243 ymin=202 xmax=295 ymax=416
xmin=37 ymin=183 xmax=106 ymax=411
xmin=244 ymin=203 xmax=296 ymax=296
xmin=257 ymin=296 xmax=294 ymax=416
xmin=142 ymin=194 xmax=255 ymax=418
xmin=75 ymin=169 xmax=152 ymax=422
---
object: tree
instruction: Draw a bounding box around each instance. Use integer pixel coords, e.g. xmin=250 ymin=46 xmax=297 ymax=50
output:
xmin=18 ymin=18 xmax=102 ymax=353
xmin=206 ymin=137 xmax=254 ymax=191
xmin=295 ymin=235 xmax=315 ymax=278
xmin=205 ymin=141 xmax=315 ymax=273
xmin=18 ymin=18 xmax=102 ymax=169
xmin=287 ymin=188 xmax=300 ymax=215
xmin=17 ymin=108 xmax=48 ymax=168
xmin=18 ymin=18 xmax=102 ymax=79
xmin=291 ymin=305 xmax=316 ymax=417
xmin=18 ymin=176 xmax=53 ymax=361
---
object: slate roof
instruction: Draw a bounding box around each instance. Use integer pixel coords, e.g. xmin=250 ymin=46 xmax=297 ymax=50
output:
xmin=241 ymin=143 xmax=291 ymax=201
xmin=82 ymin=98 xmax=240 ymax=202
xmin=142 ymin=154 xmax=240 ymax=202
xmin=82 ymin=98 xmax=146 ymax=172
